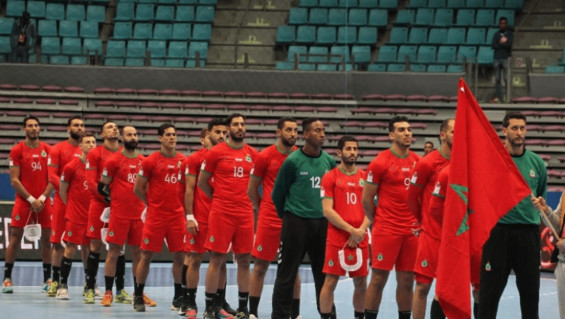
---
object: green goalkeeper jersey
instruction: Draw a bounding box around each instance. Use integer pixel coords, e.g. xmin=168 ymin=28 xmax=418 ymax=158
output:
xmin=272 ymin=149 xmax=336 ymax=219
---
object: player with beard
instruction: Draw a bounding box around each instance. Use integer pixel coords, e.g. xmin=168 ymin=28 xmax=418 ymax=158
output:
xmin=199 ymin=113 xmax=259 ymax=319
xmin=362 ymin=116 xmax=421 ymax=319
xmin=47 ymin=116 xmax=85 ymax=297
xmin=98 ymin=126 xmax=155 ymax=307
xmin=2 ymin=116 xmax=53 ymax=293
xmin=247 ymin=117 xmax=301 ymax=319
xmin=133 ymin=123 xmax=187 ymax=312
xmin=319 ymin=135 xmax=370 ymax=319
xmin=179 ymin=119 xmax=237 ymax=318
xmin=83 ymin=121 xmax=122 ymax=304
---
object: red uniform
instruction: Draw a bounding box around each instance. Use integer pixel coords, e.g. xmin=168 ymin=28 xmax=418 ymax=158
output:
xmin=85 ymin=145 xmax=121 ymax=240
xmin=61 ymin=157 xmax=91 ymax=245
xmin=250 ymin=144 xmax=296 ymax=261
xmin=102 ymin=151 xmax=145 ymax=246
xmin=9 ymin=141 xmax=52 ymax=228
xmin=182 ymin=148 xmax=212 ymax=254
xmin=321 ymin=166 xmax=369 ymax=277
xmin=366 ymin=148 xmax=420 ymax=271
xmin=48 ymin=140 xmax=82 ymax=244
xmin=138 ymin=151 xmax=186 ymax=253
xmin=202 ymin=142 xmax=258 ymax=254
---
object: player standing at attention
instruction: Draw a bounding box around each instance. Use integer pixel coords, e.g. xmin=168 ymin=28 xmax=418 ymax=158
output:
xmin=133 ymin=123 xmax=187 ymax=312
xmin=47 ymin=115 xmax=84 ymax=297
xmin=247 ymin=117 xmax=301 ymax=319
xmin=271 ymin=118 xmax=336 ymax=319
xmin=179 ymin=120 xmax=236 ymax=318
xmin=362 ymin=116 xmax=421 ymax=319
xmin=2 ymin=116 xmax=53 ymax=293
xmin=97 ymin=125 xmax=155 ymax=307
xmin=56 ymin=133 xmax=97 ymax=300
xmin=319 ymin=135 xmax=370 ymax=319
xmin=198 ymin=113 xmax=258 ymax=319
xmin=84 ymin=121 xmax=122 ymax=303
xmin=407 ymin=118 xmax=454 ymax=319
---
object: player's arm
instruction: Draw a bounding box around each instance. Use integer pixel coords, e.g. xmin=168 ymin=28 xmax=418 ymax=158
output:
xmin=86 ymin=156 xmax=105 ymax=201
xmin=271 ymin=160 xmax=296 ymax=219
xmin=98 ymin=175 xmax=111 ymax=202
xmin=184 ymin=174 xmax=198 ymax=235
xmin=322 ymin=198 xmax=366 ymax=246
xmin=59 ymin=180 xmax=69 ymax=205
xmin=362 ymin=182 xmax=378 ymax=224
xmin=197 ymin=171 xmax=213 ymax=199
xmin=247 ymin=176 xmax=262 ymax=212
xmin=407 ymin=183 xmax=424 ymax=222
xmin=133 ymin=175 xmax=148 ymax=204
xmin=9 ymin=165 xmax=45 ymax=212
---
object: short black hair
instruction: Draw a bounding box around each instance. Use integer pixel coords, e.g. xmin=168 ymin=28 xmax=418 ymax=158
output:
xmin=440 ymin=118 xmax=454 ymax=132
xmin=388 ymin=116 xmax=409 ymax=132
xmin=499 ymin=16 xmax=507 ymax=23
xmin=207 ymin=118 xmax=226 ymax=131
xmin=226 ymin=113 xmax=245 ymax=126
xmin=79 ymin=132 xmax=95 ymax=143
xmin=502 ymin=111 xmax=526 ymax=128
xmin=100 ymin=121 xmax=117 ymax=134
xmin=67 ymin=115 xmax=83 ymax=126
xmin=157 ymin=123 xmax=175 ymax=136
xmin=337 ymin=135 xmax=358 ymax=150
xmin=302 ymin=117 xmax=321 ymax=132
xmin=121 ymin=125 xmax=135 ymax=134
xmin=200 ymin=127 xmax=208 ymax=139
xmin=424 ymin=141 xmax=434 ymax=147
xmin=23 ymin=115 xmax=39 ymax=127
xmin=277 ymin=117 xmax=297 ymax=130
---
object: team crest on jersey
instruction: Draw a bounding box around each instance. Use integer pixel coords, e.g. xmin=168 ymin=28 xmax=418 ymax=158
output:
xmin=15 ymin=214 xmax=20 ymax=221
xmin=144 ymin=238 xmax=149 ymax=244
xmin=67 ymin=231 xmax=73 ymax=237
xmin=245 ymin=154 xmax=252 ymax=162
xmin=328 ymin=259 xmax=334 ymax=267
xmin=89 ymin=226 xmax=95 ymax=232
xmin=190 ymin=238 xmax=195 ymax=245
xmin=210 ymin=236 xmax=215 ymax=243
xmin=109 ymin=231 xmax=114 ymax=237
xmin=367 ymin=171 xmax=373 ymax=183
xmin=41 ymin=151 xmax=47 ymax=157
xmin=348 ymin=254 xmax=354 ymax=261
xmin=377 ymin=253 xmax=383 ymax=261
xmin=257 ymin=245 xmax=263 ymax=252
xmin=485 ymin=262 xmax=491 ymax=271
xmin=529 ymin=169 xmax=536 ymax=178
xmin=421 ymin=259 xmax=428 ymax=268
xmin=359 ymin=178 xmax=365 ymax=187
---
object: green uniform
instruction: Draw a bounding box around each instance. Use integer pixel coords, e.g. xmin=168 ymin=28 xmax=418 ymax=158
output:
xmin=499 ymin=149 xmax=547 ymax=225
xmin=272 ymin=149 xmax=336 ymax=219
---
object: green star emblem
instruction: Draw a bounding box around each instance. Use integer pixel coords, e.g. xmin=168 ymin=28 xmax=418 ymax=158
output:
xmin=68 ymin=231 xmax=73 ymax=237
xmin=421 ymin=259 xmax=428 ymax=268
xmin=328 ymin=259 xmax=334 ymax=267
xmin=485 ymin=262 xmax=491 ymax=271
xmin=348 ymin=254 xmax=354 ymax=261
xmin=190 ymin=238 xmax=195 ymax=245
xmin=210 ymin=236 xmax=215 ymax=243
xmin=377 ymin=253 xmax=383 ymax=261
xmin=89 ymin=226 xmax=94 ymax=232
xmin=109 ymin=231 xmax=114 ymax=237
xmin=144 ymin=238 xmax=149 ymax=244
xmin=257 ymin=245 xmax=263 ymax=252
xmin=15 ymin=215 xmax=20 ymax=221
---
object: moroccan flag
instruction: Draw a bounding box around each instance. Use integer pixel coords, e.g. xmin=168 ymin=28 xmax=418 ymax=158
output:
xmin=435 ymin=79 xmax=531 ymax=318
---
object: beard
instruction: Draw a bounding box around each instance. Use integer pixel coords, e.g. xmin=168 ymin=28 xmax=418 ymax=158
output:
xmin=281 ymin=137 xmax=296 ymax=147
xmin=123 ymin=140 xmax=138 ymax=151
xmin=70 ymin=131 xmax=82 ymax=140
xmin=230 ymin=133 xmax=244 ymax=143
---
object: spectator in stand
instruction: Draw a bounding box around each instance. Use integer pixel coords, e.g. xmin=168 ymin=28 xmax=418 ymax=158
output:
xmin=10 ymin=11 xmax=36 ymax=63
xmin=491 ymin=17 xmax=513 ymax=103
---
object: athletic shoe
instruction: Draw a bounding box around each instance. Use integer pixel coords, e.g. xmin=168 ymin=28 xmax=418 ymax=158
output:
xmin=235 ymin=307 xmax=249 ymax=319
xmin=47 ymin=281 xmax=59 ymax=297
xmin=42 ymin=279 xmax=52 ymax=293
xmin=249 ymin=315 xmax=258 ymax=319
xmin=185 ymin=307 xmax=197 ymax=318
xmin=133 ymin=295 xmax=146 ymax=312
xmin=84 ymin=289 xmax=95 ymax=304
xmin=216 ymin=308 xmax=236 ymax=319
xmin=223 ymin=301 xmax=237 ymax=315
xmin=56 ymin=284 xmax=69 ymax=300
xmin=101 ymin=290 xmax=113 ymax=307
xmin=143 ymin=293 xmax=157 ymax=307
xmin=295 ymin=316 xmax=302 ymax=319
xmin=95 ymin=285 xmax=102 ymax=299
xmin=115 ymin=289 xmax=133 ymax=304
xmin=171 ymin=295 xmax=184 ymax=311
xmin=2 ymin=278 xmax=13 ymax=293
xmin=203 ymin=307 xmax=216 ymax=319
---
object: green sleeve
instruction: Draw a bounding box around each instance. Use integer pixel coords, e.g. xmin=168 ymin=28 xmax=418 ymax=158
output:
xmin=272 ymin=159 xmax=296 ymax=218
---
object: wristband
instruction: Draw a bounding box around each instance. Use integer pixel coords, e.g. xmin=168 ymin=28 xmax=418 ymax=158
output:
xmin=26 ymin=195 xmax=37 ymax=204
xmin=186 ymin=214 xmax=198 ymax=227
xmin=38 ymin=195 xmax=46 ymax=202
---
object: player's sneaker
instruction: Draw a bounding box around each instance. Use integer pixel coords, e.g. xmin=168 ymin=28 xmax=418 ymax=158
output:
xmin=223 ymin=301 xmax=237 ymax=316
xmin=185 ymin=306 xmax=197 ymax=318
xmin=84 ymin=289 xmax=95 ymax=304
xmin=249 ymin=315 xmax=258 ymax=319
xmin=94 ymin=285 xmax=102 ymax=299
xmin=216 ymin=308 xmax=236 ymax=319
xmin=294 ymin=316 xmax=303 ymax=319
xmin=171 ymin=295 xmax=184 ymax=311
xmin=47 ymin=280 xmax=59 ymax=297
xmin=203 ymin=307 xmax=216 ymax=319
xmin=235 ymin=307 xmax=249 ymax=319
xmin=101 ymin=290 xmax=113 ymax=307
xmin=56 ymin=284 xmax=69 ymax=300
xmin=142 ymin=293 xmax=157 ymax=307
xmin=115 ymin=289 xmax=133 ymax=304
xmin=42 ymin=279 xmax=52 ymax=293
xmin=2 ymin=278 xmax=13 ymax=293
xmin=133 ymin=295 xmax=146 ymax=312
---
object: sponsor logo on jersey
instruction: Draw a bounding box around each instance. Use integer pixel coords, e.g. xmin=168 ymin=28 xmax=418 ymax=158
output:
xmin=401 ymin=167 xmax=410 ymax=172
xmin=32 ymin=154 xmax=39 ymax=158
xmin=235 ymin=158 xmax=243 ymax=162
xmin=347 ymin=182 xmax=356 ymax=187
xmin=300 ymin=171 xmax=308 ymax=176
xmin=167 ymin=165 xmax=175 ymax=169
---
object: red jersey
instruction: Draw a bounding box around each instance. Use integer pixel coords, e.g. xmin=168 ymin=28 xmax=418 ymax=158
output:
xmin=321 ymin=166 xmax=368 ymax=247
xmin=139 ymin=150 xmax=186 ymax=217
xmin=61 ymin=157 xmax=90 ymax=224
xmin=102 ymin=150 xmax=145 ymax=220
xmin=183 ymin=147 xmax=212 ymax=224
xmin=251 ymin=144 xmax=297 ymax=227
xmin=9 ymin=141 xmax=51 ymax=201
xmin=366 ymin=148 xmax=421 ymax=235
xmin=201 ymin=142 xmax=258 ymax=216
xmin=48 ymin=140 xmax=82 ymax=192
xmin=428 ymin=165 xmax=449 ymax=237
xmin=408 ymin=149 xmax=449 ymax=238
xmin=86 ymin=145 xmax=121 ymax=203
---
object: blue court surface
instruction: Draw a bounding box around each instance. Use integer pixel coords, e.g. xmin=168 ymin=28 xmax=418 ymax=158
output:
xmin=0 ymin=261 xmax=559 ymax=318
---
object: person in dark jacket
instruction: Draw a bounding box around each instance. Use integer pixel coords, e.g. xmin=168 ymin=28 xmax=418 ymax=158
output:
xmin=10 ymin=11 xmax=36 ymax=63
xmin=491 ymin=16 xmax=513 ymax=103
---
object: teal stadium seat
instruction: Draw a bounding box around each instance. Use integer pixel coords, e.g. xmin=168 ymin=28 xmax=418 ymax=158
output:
xmin=87 ymin=6 xmax=106 ymax=22
xmin=475 ymin=9 xmax=494 ymax=26
xmin=328 ymin=9 xmax=347 ymax=26
xmin=159 ymin=0 xmax=178 ymax=3
xmin=410 ymin=64 xmax=426 ymax=72
xmin=276 ymin=61 xmax=295 ymax=70
xmin=78 ymin=21 xmax=99 ymax=39
xmin=379 ymin=0 xmax=399 ymax=9
xmin=125 ymin=58 xmax=145 ymax=67
xmin=504 ymin=0 xmax=523 ymax=11
xmin=434 ymin=9 xmax=453 ymax=26
xmin=168 ymin=41 xmax=188 ymax=58
xmin=309 ymin=46 xmax=328 ymax=62
xmin=349 ymin=9 xmax=368 ymax=26
xmin=486 ymin=27 xmax=498 ymax=45
xmin=299 ymin=0 xmax=318 ymax=7
xmin=456 ymin=9 xmax=475 ymax=26
xmin=106 ymin=40 xmax=126 ymax=57
xmin=62 ymin=37 xmax=82 ymax=55
xmin=484 ymin=0 xmax=503 ymax=8
xmin=105 ymin=58 xmax=124 ymax=66
xmin=135 ymin=4 xmax=155 ymax=21
xmin=276 ymin=26 xmax=295 ymax=44
xmin=0 ymin=18 xmax=13 ymax=35
xmin=59 ymin=21 xmax=78 ymax=37
xmin=319 ymin=0 xmax=338 ymax=7
xmin=368 ymin=9 xmax=388 ymax=28
xmin=288 ymin=45 xmax=307 ymax=62
xmin=387 ymin=63 xmax=405 ymax=72
xmin=155 ymin=6 xmax=175 ymax=21
xmin=114 ymin=22 xmax=132 ymax=39
xmin=437 ymin=45 xmax=457 ymax=63
xmin=66 ymin=4 xmax=86 ymax=21
xmin=447 ymin=0 xmax=465 ymax=7
xmin=173 ymin=23 xmax=192 ymax=40
xmin=127 ymin=40 xmax=147 ymax=58
xmin=179 ymin=0 xmax=198 ymax=3
xmin=330 ymin=46 xmax=351 ymax=63
xmin=289 ymin=8 xmax=308 ymax=25
xmin=337 ymin=26 xmax=357 ymax=45
xmin=447 ymin=64 xmax=464 ymax=72
xmin=199 ymin=0 xmax=218 ymax=5
xmin=83 ymin=38 xmax=103 ymax=56
xmin=176 ymin=6 xmax=195 ymax=22
xmin=309 ymin=8 xmax=328 ymax=25
xmin=466 ymin=0 xmax=483 ymax=8
xmin=50 ymin=55 xmax=69 ymax=65
xmin=408 ymin=0 xmax=426 ymax=8
xmin=192 ymin=24 xmax=212 ymax=41
xmin=41 ymin=36 xmax=61 ymax=54
xmin=378 ymin=45 xmax=397 ymax=63
xmin=457 ymin=45 xmax=476 ymax=62
xmin=188 ymin=41 xmax=208 ymax=59
xmin=148 ymin=40 xmax=167 ymax=58
xmin=368 ymin=63 xmax=386 ymax=72
xmin=545 ymin=66 xmax=565 ymax=74
xmin=477 ymin=45 xmax=493 ymax=64
xmin=38 ymin=20 xmax=57 ymax=37
xmin=446 ymin=27 xmax=466 ymax=44
xmin=495 ymin=9 xmax=515 ymax=26
xmin=154 ymin=23 xmax=173 ymax=40
xmin=317 ymin=26 xmax=337 ymax=45
xmin=134 ymin=23 xmax=153 ymax=39
xmin=46 ymin=3 xmax=65 ymax=20
xmin=71 ymin=56 xmax=88 ymax=65
xmin=427 ymin=64 xmax=447 ymax=72
xmin=296 ymin=26 xmax=316 ymax=44
xmin=428 ymin=28 xmax=447 ymax=44
xmin=298 ymin=64 xmax=316 ymax=71
xmin=408 ymin=27 xmax=428 ymax=44
xmin=389 ymin=27 xmax=408 ymax=44
xmin=394 ymin=10 xmax=415 ymax=25
xmin=338 ymin=0 xmax=359 ymax=7
xmin=151 ymin=59 xmax=166 ymax=67
xmin=397 ymin=45 xmax=417 ymax=62
xmin=317 ymin=64 xmax=337 ymax=71
xmin=6 ymin=1 xmax=25 ymax=17
xmin=352 ymin=45 xmax=371 ymax=63
xmin=359 ymin=0 xmax=378 ymax=8
xmin=417 ymin=45 xmax=437 ymax=63
xmin=429 ymin=0 xmax=447 ymax=7
xmin=27 ymin=1 xmax=46 ymax=19
xmin=466 ymin=27 xmax=485 ymax=45
xmin=0 ymin=36 xmax=11 ymax=56
xmin=358 ymin=27 xmax=377 ymax=45
xmin=115 ymin=3 xmax=135 ymax=21
xmin=195 ymin=6 xmax=215 ymax=23
xmin=415 ymin=8 xmax=434 ymax=26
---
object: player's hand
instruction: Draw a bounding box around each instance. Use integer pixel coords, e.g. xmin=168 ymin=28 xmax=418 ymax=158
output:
xmin=349 ymin=227 xmax=365 ymax=243
xmin=186 ymin=215 xmax=199 ymax=235
xmin=531 ymin=196 xmax=548 ymax=213
xmin=411 ymin=222 xmax=421 ymax=237
xmin=557 ymin=239 xmax=565 ymax=254
xmin=346 ymin=237 xmax=358 ymax=248
xmin=31 ymin=199 xmax=44 ymax=212
xmin=500 ymin=36 xmax=507 ymax=44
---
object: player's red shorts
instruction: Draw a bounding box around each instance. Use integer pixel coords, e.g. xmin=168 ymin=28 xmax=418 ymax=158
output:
xmin=50 ymin=195 xmax=66 ymax=244
xmin=371 ymin=230 xmax=419 ymax=271
xmin=140 ymin=213 xmax=186 ymax=253
xmin=86 ymin=199 xmax=108 ymax=240
xmin=414 ymin=233 xmax=440 ymax=284
xmin=62 ymin=219 xmax=89 ymax=246
xmin=105 ymin=217 xmax=143 ymax=247
xmin=184 ymin=222 xmax=209 ymax=254
xmin=252 ymin=224 xmax=281 ymax=261
xmin=205 ymin=209 xmax=254 ymax=255
xmin=323 ymin=243 xmax=369 ymax=277
xmin=10 ymin=198 xmax=52 ymax=229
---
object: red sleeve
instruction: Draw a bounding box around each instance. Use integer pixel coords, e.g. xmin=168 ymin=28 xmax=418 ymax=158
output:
xmin=429 ymin=167 xmax=449 ymax=225
xmin=139 ymin=155 xmax=154 ymax=180
xmin=85 ymin=149 xmax=104 ymax=201
xmin=320 ymin=169 xmax=336 ymax=199
xmin=201 ymin=147 xmax=219 ymax=175
xmin=407 ymin=159 xmax=432 ymax=221
xmin=251 ymin=151 xmax=268 ymax=179
xmin=48 ymin=145 xmax=61 ymax=190
xmin=61 ymin=161 xmax=75 ymax=185
xmin=102 ymin=156 xmax=118 ymax=180
xmin=8 ymin=143 xmax=21 ymax=167
xmin=365 ymin=155 xmax=386 ymax=186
